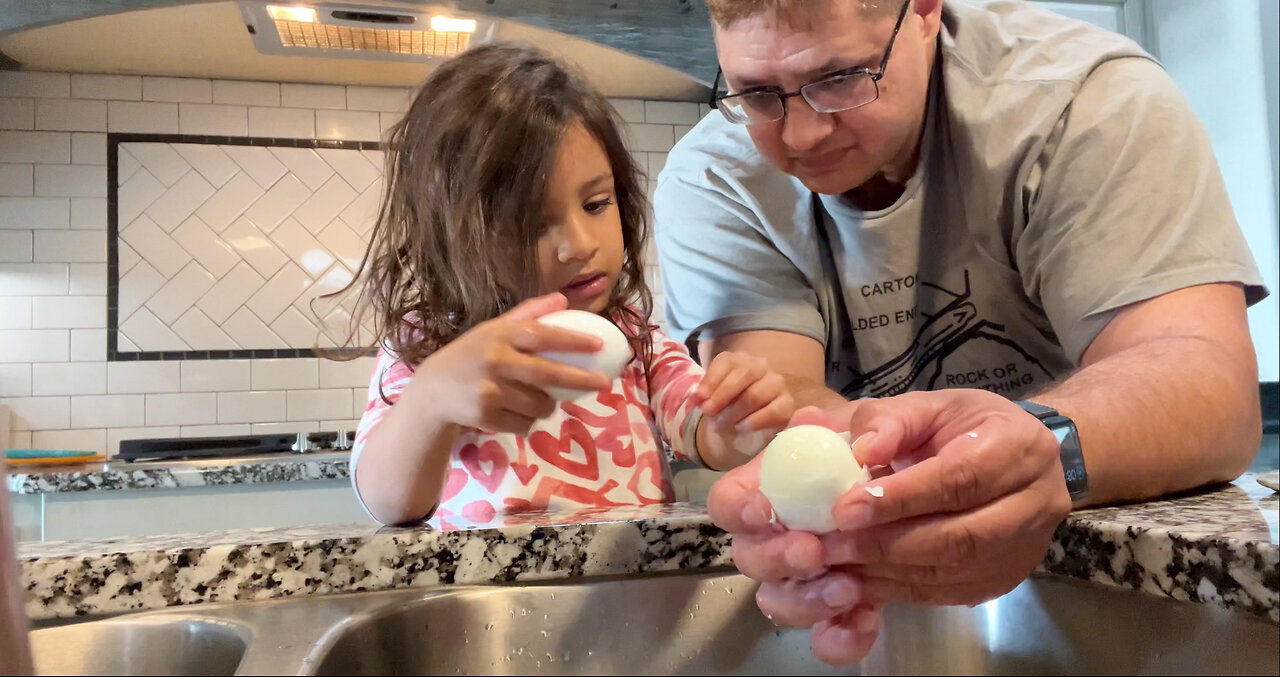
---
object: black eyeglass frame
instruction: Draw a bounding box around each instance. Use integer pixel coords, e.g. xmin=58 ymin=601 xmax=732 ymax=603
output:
xmin=707 ymin=0 xmax=913 ymax=123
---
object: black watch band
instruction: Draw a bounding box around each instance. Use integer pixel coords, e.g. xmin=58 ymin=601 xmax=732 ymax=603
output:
xmin=1016 ymin=400 xmax=1089 ymax=505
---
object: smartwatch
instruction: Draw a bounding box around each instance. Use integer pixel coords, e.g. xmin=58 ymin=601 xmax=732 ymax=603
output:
xmin=1016 ymin=400 xmax=1089 ymax=505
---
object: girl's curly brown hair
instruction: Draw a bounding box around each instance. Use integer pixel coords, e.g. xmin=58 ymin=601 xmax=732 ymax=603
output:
xmin=332 ymin=42 xmax=655 ymax=373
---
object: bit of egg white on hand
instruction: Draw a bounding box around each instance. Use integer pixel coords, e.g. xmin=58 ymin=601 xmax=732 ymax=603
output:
xmin=865 ymin=485 xmax=885 ymax=498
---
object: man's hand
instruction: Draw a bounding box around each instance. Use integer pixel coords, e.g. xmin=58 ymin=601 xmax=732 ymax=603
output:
xmin=708 ymin=391 xmax=1072 ymax=665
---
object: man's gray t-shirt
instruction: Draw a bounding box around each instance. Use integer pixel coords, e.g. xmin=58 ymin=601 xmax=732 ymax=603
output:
xmin=655 ymin=0 xmax=1266 ymax=400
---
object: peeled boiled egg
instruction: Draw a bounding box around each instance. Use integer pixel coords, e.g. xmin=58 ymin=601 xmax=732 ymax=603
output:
xmin=758 ymin=425 xmax=871 ymax=533
xmin=536 ymin=310 xmax=631 ymax=401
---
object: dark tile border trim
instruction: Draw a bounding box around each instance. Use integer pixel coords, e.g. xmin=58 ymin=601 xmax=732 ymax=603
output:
xmin=1262 ymin=381 xmax=1278 ymax=434
xmin=107 ymin=132 xmax=380 ymax=362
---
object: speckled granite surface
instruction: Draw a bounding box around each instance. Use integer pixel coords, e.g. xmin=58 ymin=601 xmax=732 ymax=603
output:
xmin=18 ymin=476 xmax=1278 ymax=622
xmin=6 ymin=454 xmax=351 ymax=494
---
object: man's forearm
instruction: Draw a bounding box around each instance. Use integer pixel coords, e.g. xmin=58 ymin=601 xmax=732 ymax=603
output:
xmin=1033 ymin=336 xmax=1260 ymax=506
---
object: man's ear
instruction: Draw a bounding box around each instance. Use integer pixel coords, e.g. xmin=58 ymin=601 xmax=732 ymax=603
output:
xmin=915 ymin=0 xmax=944 ymax=42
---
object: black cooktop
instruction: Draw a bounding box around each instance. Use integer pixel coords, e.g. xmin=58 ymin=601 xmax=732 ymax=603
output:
xmin=117 ymin=431 xmax=351 ymax=463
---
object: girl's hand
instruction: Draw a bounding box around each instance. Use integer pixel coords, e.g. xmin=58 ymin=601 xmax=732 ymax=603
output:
xmin=416 ymin=293 xmax=612 ymax=434
xmin=694 ymin=352 xmax=796 ymax=469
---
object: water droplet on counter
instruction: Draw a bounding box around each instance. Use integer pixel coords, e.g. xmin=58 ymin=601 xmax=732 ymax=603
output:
xmin=540 ymin=629 xmax=549 ymax=638
xmin=563 ymin=652 xmax=572 ymax=662
xmin=543 ymin=613 xmax=549 ymax=621
xmin=484 ymin=623 xmax=494 ymax=631
xmin=550 ymin=592 xmax=556 ymax=599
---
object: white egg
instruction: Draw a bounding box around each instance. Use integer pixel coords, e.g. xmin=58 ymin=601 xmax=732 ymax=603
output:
xmin=758 ymin=425 xmax=871 ymax=533
xmin=536 ymin=310 xmax=632 ymax=401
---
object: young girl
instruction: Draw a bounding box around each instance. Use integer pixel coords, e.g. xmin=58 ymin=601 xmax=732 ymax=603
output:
xmin=347 ymin=43 xmax=794 ymax=527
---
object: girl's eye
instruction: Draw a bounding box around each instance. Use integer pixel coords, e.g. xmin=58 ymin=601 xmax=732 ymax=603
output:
xmin=584 ymin=198 xmax=614 ymax=215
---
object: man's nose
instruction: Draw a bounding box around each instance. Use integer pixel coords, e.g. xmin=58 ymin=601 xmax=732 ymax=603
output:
xmin=781 ymin=98 xmax=835 ymax=153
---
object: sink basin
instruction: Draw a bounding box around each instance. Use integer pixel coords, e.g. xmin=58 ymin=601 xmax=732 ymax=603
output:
xmin=304 ymin=571 xmax=1279 ymax=676
xmin=30 ymin=616 xmax=247 ymax=676
xmin=25 ymin=570 xmax=1278 ymax=675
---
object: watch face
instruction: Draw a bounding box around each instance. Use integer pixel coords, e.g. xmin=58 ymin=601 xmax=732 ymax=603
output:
xmin=1051 ymin=420 xmax=1088 ymax=498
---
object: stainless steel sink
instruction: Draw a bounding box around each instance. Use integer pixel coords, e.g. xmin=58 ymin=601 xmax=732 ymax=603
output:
xmin=27 ymin=570 xmax=1279 ymax=676
xmin=30 ymin=616 xmax=248 ymax=676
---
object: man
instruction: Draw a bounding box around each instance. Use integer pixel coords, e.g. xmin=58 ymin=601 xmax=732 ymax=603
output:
xmin=655 ymin=0 xmax=1266 ymax=665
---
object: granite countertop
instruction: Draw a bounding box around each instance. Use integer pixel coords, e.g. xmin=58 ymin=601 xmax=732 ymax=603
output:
xmin=6 ymin=453 xmax=351 ymax=495
xmin=18 ymin=475 xmax=1278 ymax=623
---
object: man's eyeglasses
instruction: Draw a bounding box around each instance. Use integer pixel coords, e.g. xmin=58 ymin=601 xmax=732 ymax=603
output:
xmin=709 ymin=0 xmax=912 ymax=125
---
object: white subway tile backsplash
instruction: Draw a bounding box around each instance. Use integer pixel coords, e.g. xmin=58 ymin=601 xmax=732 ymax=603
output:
xmin=106 ymin=426 xmax=180 ymax=455
xmin=315 ymin=110 xmax=380 ymax=142
xmin=144 ymin=169 xmax=214 ymax=230
xmin=270 ymin=218 xmax=334 ymax=276
xmin=251 ymin=421 xmax=317 ymax=435
xmin=119 ymin=307 xmax=189 ymax=351
xmin=194 ymin=261 xmax=263 ymax=324
xmin=117 ymin=171 xmax=166 ymax=226
xmin=287 ymin=388 xmax=352 ymax=421
xmin=143 ymin=77 xmax=212 ymax=103
xmin=179 ymin=103 xmax=248 ymax=136
xmin=181 ymin=360 xmax=250 ymax=392
xmin=337 ymin=179 xmax=381 ymax=234
xmin=609 ymin=98 xmax=646 ymax=123
xmin=647 ymin=152 xmax=668 ymax=178
xmin=673 ymin=124 xmax=694 ymax=140
xmin=180 ymin=423 xmax=251 ymax=437
xmin=71 ymin=394 xmax=145 ymax=428
xmin=316 ymin=221 xmax=366 ymax=271
xmin=194 ymin=172 xmax=262 ymax=232
xmin=117 ymin=148 xmax=140 ymax=183
xmin=126 ymin=143 xmax=190 ymax=188
xmin=0 ymin=396 xmax=70 ymax=430
xmin=118 ymin=242 xmax=140 ymax=275
xmin=321 ymin=419 xmax=360 ymax=432
xmin=70 ymin=329 xmax=104 ymax=361
xmin=145 ymin=262 xmax=217 ymax=325
xmin=0 ymin=165 xmax=33 ymax=197
xmin=0 ymin=263 xmax=68 ymax=295
xmin=173 ymin=144 xmax=238 ymax=188
xmin=345 ymin=86 xmax=410 ymax=113
xmin=0 ymin=231 xmax=32 ymax=262
xmin=1 ymin=72 xmax=71 ymax=98
xmin=221 ymin=307 xmax=287 ymax=348
xmin=71 ymin=74 xmax=141 ymax=100
xmin=644 ymin=101 xmax=700 ymax=125
xmin=0 ymin=329 xmax=68 ymax=362
xmin=221 ymin=217 xmax=287 ymax=277
xmin=378 ymin=112 xmax=401 ymax=135
xmin=243 ymin=173 xmax=310 ymax=232
xmin=107 ymin=361 xmax=180 ymax=394
xmin=120 ymin=216 xmax=191 ymax=277
xmin=220 ymin=145 xmax=286 ymax=189
xmin=0 ymin=99 xmax=34 ymax=130
xmin=351 ymin=387 xmax=366 ymax=417
xmin=172 ymin=308 xmax=239 ymax=350
xmin=0 ymin=364 xmax=32 ymax=397
xmin=252 ymin=358 xmax=318 ymax=390
xmin=117 ymin=260 xmax=166 ymax=321
xmin=108 ymin=101 xmax=179 ymax=133
xmin=34 ymin=165 xmax=106 ymax=197
xmin=319 ymin=356 xmax=376 ymax=388
xmin=248 ymin=107 xmax=315 ymax=139
xmin=213 ymin=80 xmax=279 ymax=107
xmin=247 ymin=262 xmax=311 ymax=324
xmin=31 ymin=295 xmax=105 ymax=329
xmin=292 ymin=175 xmax=356 ymax=233
xmin=281 ymin=83 xmax=346 ymax=110
xmin=626 ymin=124 xmax=675 ymax=152
xmin=71 ymin=198 xmax=107 ymax=229
xmin=33 ymin=230 xmax=104 ymax=262
xmin=217 ymin=390 xmax=286 ymax=423
xmin=32 ymin=428 xmax=107 ymax=454
xmin=34 ymin=98 xmax=107 ymax=132
xmin=8 ymin=431 xmax=31 ymax=448
xmin=0 ymin=197 xmax=69 ymax=229
xmin=266 ymin=147 xmax=333 ymax=191
xmin=172 ymin=216 xmax=240 ymax=278
xmin=269 ymin=307 xmax=321 ymax=348
xmin=0 ymin=131 xmax=70 ymax=164
xmin=315 ymin=148 xmax=379 ymax=192
xmin=69 ymin=263 xmax=106 ymax=295
xmin=146 ymin=392 xmax=216 ymax=426
xmin=32 ymin=362 xmax=106 ymax=396
xmin=71 ymin=133 xmax=107 ymax=165
xmin=0 ymin=297 xmax=31 ymax=328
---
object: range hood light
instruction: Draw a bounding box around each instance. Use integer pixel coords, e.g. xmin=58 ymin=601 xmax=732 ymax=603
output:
xmin=267 ymin=5 xmax=318 ymax=22
xmin=429 ymin=15 xmax=477 ymax=33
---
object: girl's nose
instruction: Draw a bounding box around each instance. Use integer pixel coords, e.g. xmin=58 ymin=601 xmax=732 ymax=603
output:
xmin=557 ymin=217 xmax=600 ymax=263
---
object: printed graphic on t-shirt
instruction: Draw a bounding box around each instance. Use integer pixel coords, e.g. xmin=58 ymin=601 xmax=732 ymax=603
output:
xmin=830 ymin=270 xmax=1051 ymax=398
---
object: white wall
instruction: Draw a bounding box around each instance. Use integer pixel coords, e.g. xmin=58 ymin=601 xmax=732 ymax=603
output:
xmin=0 ymin=70 xmax=698 ymax=453
xmin=1150 ymin=0 xmax=1280 ymax=382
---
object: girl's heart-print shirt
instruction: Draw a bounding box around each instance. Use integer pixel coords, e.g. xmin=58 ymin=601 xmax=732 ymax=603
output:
xmin=350 ymin=324 xmax=705 ymax=528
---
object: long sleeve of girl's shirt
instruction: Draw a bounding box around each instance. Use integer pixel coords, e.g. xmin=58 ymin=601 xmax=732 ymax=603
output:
xmin=642 ymin=326 xmax=708 ymax=465
xmin=348 ymin=346 xmax=416 ymax=517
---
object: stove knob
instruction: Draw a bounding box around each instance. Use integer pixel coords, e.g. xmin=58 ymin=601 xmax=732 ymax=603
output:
xmin=293 ymin=432 xmax=314 ymax=454
xmin=336 ymin=429 xmax=352 ymax=450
